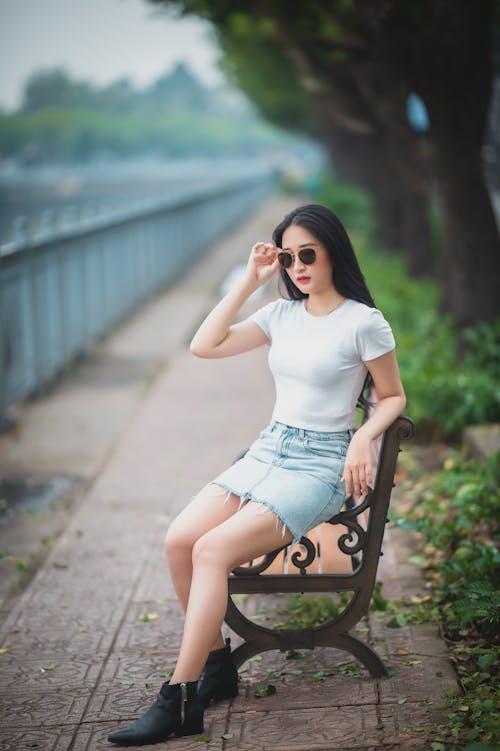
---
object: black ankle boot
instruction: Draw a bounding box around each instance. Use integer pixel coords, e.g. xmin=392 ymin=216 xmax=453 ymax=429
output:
xmin=107 ymin=680 xmax=203 ymax=746
xmin=197 ymin=637 xmax=239 ymax=708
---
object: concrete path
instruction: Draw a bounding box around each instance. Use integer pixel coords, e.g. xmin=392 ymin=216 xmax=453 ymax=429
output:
xmin=0 ymin=195 xmax=459 ymax=750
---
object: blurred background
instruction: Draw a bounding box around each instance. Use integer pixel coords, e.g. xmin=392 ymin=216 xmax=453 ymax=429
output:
xmin=1 ymin=3 xmax=499 ymax=743
xmin=0 ymin=0 xmax=499 ymax=439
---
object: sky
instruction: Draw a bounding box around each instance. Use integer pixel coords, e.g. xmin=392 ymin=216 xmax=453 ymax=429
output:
xmin=0 ymin=0 xmax=224 ymax=111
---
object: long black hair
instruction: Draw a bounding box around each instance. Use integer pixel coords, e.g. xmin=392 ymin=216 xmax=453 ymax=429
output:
xmin=272 ymin=204 xmax=375 ymax=306
xmin=272 ymin=203 xmax=376 ymax=414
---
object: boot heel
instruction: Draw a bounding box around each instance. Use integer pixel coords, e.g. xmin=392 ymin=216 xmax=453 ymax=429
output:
xmin=175 ymin=718 xmax=204 ymax=737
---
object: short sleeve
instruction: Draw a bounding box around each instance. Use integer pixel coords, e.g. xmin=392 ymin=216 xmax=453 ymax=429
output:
xmin=247 ymin=299 xmax=280 ymax=340
xmin=355 ymin=308 xmax=396 ymax=361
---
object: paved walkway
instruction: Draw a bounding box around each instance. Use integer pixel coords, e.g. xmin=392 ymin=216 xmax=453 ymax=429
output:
xmin=0 ymin=195 xmax=458 ymax=750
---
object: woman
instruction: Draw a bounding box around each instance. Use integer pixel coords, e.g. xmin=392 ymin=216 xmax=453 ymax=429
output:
xmin=108 ymin=204 xmax=406 ymax=746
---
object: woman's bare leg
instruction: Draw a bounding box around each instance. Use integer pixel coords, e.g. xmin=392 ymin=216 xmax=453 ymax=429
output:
xmin=170 ymin=502 xmax=293 ymax=683
xmin=164 ymin=483 xmax=242 ymax=650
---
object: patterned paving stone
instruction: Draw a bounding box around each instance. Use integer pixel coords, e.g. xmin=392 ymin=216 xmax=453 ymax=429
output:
xmin=378 ymin=701 xmax=445 ymax=747
xmin=89 ymin=653 xmax=180 ymax=691
xmin=0 ymin=687 xmax=90 ymax=727
xmin=131 ymin=544 xmax=177 ymax=604
xmin=224 ymin=705 xmax=381 ymax=750
xmin=234 ymin=667 xmax=377 ymax=712
xmin=0 ymin=656 xmax=102 ymax=692
xmin=0 ymin=622 xmax=115 ymax=661
xmin=111 ymin=600 xmax=185 ymax=654
xmin=0 ymin=725 xmax=78 ymax=751
xmin=377 ymin=653 xmax=458 ymax=704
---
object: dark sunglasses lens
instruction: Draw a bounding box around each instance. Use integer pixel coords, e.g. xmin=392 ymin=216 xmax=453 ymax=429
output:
xmin=278 ymin=252 xmax=292 ymax=268
xmin=299 ymin=249 xmax=316 ymax=265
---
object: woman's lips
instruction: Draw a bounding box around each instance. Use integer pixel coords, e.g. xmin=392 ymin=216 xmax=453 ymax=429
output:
xmin=296 ymin=276 xmax=310 ymax=283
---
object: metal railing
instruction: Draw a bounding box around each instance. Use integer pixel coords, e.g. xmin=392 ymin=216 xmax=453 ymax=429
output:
xmin=0 ymin=166 xmax=277 ymax=428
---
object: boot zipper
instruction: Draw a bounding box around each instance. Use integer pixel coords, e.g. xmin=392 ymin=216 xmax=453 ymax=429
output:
xmin=180 ymin=682 xmax=187 ymax=725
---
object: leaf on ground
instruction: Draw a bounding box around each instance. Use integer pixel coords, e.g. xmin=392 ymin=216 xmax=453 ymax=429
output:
xmin=145 ymin=682 xmax=155 ymax=689
xmin=284 ymin=649 xmax=304 ymax=660
xmin=478 ymin=653 xmax=496 ymax=668
xmin=254 ymin=682 xmax=276 ymax=697
xmin=138 ymin=613 xmax=158 ymax=622
xmin=394 ymin=648 xmax=410 ymax=655
xmin=195 ymin=735 xmax=212 ymax=743
xmin=398 ymin=697 xmax=407 ymax=704
xmin=40 ymin=664 xmax=56 ymax=672
xmin=306 ymin=671 xmax=326 ymax=683
xmin=119 ymin=678 xmax=135 ymax=686
xmin=0 ymin=649 xmax=8 ymax=655
xmin=221 ymin=733 xmax=234 ymax=740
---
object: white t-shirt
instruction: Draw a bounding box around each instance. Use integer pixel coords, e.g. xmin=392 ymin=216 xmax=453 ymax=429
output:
xmin=248 ymin=297 xmax=396 ymax=432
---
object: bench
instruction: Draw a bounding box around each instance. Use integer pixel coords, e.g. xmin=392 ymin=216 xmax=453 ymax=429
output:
xmin=225 ymin=414 xmax=415 ymax=678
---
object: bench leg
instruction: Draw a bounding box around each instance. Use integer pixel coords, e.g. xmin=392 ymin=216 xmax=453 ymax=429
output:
xmin=225 ymin=596 xmax=388 ymax=678
xmin=315 ymin=631 xmax=388 ymax=678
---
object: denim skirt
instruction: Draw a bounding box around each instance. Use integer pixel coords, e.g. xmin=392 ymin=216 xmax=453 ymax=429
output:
xmin=210 ymin=421 xmax=354 ymax=545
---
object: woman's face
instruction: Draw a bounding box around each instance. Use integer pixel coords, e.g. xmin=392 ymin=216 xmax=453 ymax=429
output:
xmin=281 ymin=224 xmax=334 ymax=295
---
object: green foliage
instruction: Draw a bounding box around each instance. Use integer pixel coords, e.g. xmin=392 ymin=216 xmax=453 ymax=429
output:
xmin=302 ymin=171 xmax=500 ymax=440
xmin=216 ymin=13 xmax=312 ymax=133
xmin=0 ymin=63 xmax=309 ymax=162
xmin=301 ymin=170 xmax=374 ymax=236
xmin=0 ymin=106 xmax=296 ymax=162
xmin=399 ymin=450 xmax=500 ymax=635
xmin=396 ymin=451 xmax=500 ymax=746
xmin=276 ymin=592 xmax=350 ymax=628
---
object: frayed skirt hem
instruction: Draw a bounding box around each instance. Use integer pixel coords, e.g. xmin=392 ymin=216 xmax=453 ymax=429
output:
xmin=208 ymin=481 xmax=302 ymax=546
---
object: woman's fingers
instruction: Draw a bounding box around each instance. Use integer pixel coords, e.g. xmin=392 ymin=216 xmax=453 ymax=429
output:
xmin=252 ymin=242 xmax=277 ymax=263
xmin=342 ymin=462 xmax=373 ymax=498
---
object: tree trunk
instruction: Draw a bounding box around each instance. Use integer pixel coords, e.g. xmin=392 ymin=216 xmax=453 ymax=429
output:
xmin=318 ymin=124 xmax=405 ymax=250
xmin=372 ymin=0 xmax=499 ymax=328
xmin=432 ymin=144 xmax=500 ymax=329
xmin=315 ymin=104 xmax=435 ymax=276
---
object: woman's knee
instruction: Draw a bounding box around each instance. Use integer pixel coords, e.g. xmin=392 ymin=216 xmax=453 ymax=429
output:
xmin=192 ymin=530 xmax=232 ymax=573
xmin=164 ymin=518 xmax=194 ymax=560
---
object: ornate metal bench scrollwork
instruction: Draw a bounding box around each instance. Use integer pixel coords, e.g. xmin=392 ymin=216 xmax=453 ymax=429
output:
xmin=225 ymin=415 xmax=415 ymax=678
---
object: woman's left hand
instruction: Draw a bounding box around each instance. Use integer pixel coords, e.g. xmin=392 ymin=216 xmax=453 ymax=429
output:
xmin=341 ymin=430 xmax=375 ymax=499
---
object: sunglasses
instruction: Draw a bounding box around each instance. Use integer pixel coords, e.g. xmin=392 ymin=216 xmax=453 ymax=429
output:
xmin=277 ymin=248 xmax=316 ymax=269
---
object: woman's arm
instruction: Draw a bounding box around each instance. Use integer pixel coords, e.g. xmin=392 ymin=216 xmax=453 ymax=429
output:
xmin=190 ymin=242 xmax=279 ymax=359
xmin=341 ymin=349 xmax=406 ymax=498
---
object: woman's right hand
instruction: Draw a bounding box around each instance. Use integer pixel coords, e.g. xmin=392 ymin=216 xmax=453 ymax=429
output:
xmin=244 ymin=242 xmax=280 ymax=287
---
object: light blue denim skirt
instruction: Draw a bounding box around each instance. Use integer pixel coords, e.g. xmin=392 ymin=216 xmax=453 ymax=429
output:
xmin=210 ymin=421 xmax=354 ymax=545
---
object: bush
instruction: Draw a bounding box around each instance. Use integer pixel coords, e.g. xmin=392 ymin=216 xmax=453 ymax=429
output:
xmin=396 ymin=451 xmax=500 ymax=746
